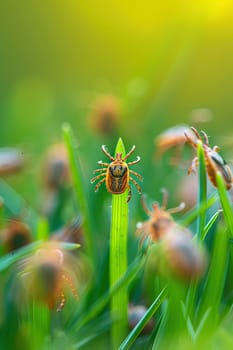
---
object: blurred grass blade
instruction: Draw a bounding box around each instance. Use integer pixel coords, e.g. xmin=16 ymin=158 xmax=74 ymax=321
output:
xmin=74 ymin=314 xmax=112 ymax=349
xmin=194 ymin=308 xmax=211 ymax=340
xmin=185 ymin=281 xmax=198 ymax=323
xmin=197 ymin=141 xmax=207 ymax=240
xmin=62 ymin=123 xmax=94 ymax=259
xmin=36 ymin=216 xmax=49 ymax=240
xmin=59 ymin=242 xmax=81 ymax=250
xmin=0 ymin=241 xmax=41 ymax=272
xmin=119 ymin=287 xmax=167 ymax=350
xmin=0 ymin=196 xmax=4 ymax=229
xmin=22 ymin=301 xmax=50 ymax=350
xmin=216 ymin=172 xmax=233 ymax=238
xmin=0 ymin=178 xmax=39 ymax=234
xmin=0 ymin=198 xmax=4 ymax=257
xmin=196 ymin=226 xmax=229 ymax=333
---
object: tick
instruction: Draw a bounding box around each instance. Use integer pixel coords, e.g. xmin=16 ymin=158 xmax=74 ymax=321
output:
xmin=184 ymin=127 xmax=233 ymax=190
xmin=91 ymin=144 xmax=142 ymax=202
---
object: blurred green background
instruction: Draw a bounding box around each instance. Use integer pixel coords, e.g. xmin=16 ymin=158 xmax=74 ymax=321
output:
xmin=1 ymin=0 xmax=233 ymax=205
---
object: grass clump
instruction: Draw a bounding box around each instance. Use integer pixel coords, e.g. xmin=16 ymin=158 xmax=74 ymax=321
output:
xmin=1 ymin=124 xmax=233 ymax=350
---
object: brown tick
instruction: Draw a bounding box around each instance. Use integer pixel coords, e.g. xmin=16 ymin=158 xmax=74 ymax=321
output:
xmin=91 ymin=144 xmax=142 ymax=202
xmin=184 ymin=127 xmax=233 ymax=190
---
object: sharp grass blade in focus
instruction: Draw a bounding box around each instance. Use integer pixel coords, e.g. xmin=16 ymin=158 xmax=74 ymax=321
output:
xmin=110 ymin=137 xmax=129 ymax=350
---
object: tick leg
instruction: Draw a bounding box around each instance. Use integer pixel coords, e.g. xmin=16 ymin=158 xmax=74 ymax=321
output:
xmin=127 ymin=184 xmax=132 ymax=202
xmin=130 ymin=176 xmax=142 ymax=194
xmin=57 ymin=291 xmax=65 ymax=311
xmin=90 ymin=173 xmax=106 ymax=183
xmin=188 ymin=156 xmax=198 ymax=175
xmin=167 ymin=202 xmax=185 ymax=214
xmin=102 ymin=145 xmax=115 ymax=161
xmin=129 ymin=169 xmax=143 ymax=181
xmin=123 ymin=145 xmax=136 ymax=161
xmin=160 ymin=188 xmax=168 ymax=209
xmin=184 ymin=131 xmax=197 ymax=149
xmin=140 ymin=230 xmax=152 ymax=246
xmin=200 ymin=130 xmax=209 ymax=145
xmin=136 ymin=222 xmax=152 ymax=246
xmin=62 ymin=274 xmax=79 ymax=299
xmin=93 ymin=168 xmax=108 ymax=173
xmin=190 ymin=127 xmax=201 ymax=141
xmin=98 ymin=161 xmax=109 ymax=166
xmin=94 ymin=177 xmax=106 ymax=192
xmin=127 ymin=156 xmax=141 ymax=166
xmin=140 ymin=195 xmax=152 ymax=216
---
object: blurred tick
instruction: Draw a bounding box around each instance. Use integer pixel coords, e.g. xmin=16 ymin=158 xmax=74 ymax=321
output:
xmin=184 ymin=127 xmax=233 ymax=190
xmin=91 ymin=144 xmax=142 ymax=202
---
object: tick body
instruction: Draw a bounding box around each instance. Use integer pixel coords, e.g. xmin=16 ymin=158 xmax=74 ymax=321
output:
xmin=184 ymin=127 xmax=233 ymax=190
xmin=91 ymin=144 xmax=142 ymax=202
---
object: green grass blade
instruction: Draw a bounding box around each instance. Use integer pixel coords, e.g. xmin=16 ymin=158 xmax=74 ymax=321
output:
xmin=62 ymin=123 xmax=94 ymax=259
xmin=195 ymin=225 xmax=229 ymax=334
xmin=0 ymin=198 xmax=4 ymax=257
xmin=184 ymin=141 xmax=208 ymax=322
xmin=119 ymin=287 xmax=167 ymax=350
xmin=0 ymin=178 xmax=39 ymax=234
xmin=0 ymin=196 xmax=4 ymax=228
xmin=197 ymin=141 xmax=207 ymax=240
xmin=36 ymin=216 xmax=49 ymax=240
xmin=22 ymin=301 xmax=51 ymax=350
xmin=110 ymin=137 xmax=129 ymax=350
xmin=216 ymin=172 xmax=233 ymax=238
xmin=202 ymin=209 xmax=222 ymax=240
xmin=0 ymin=241 xmax=42 ymax=272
